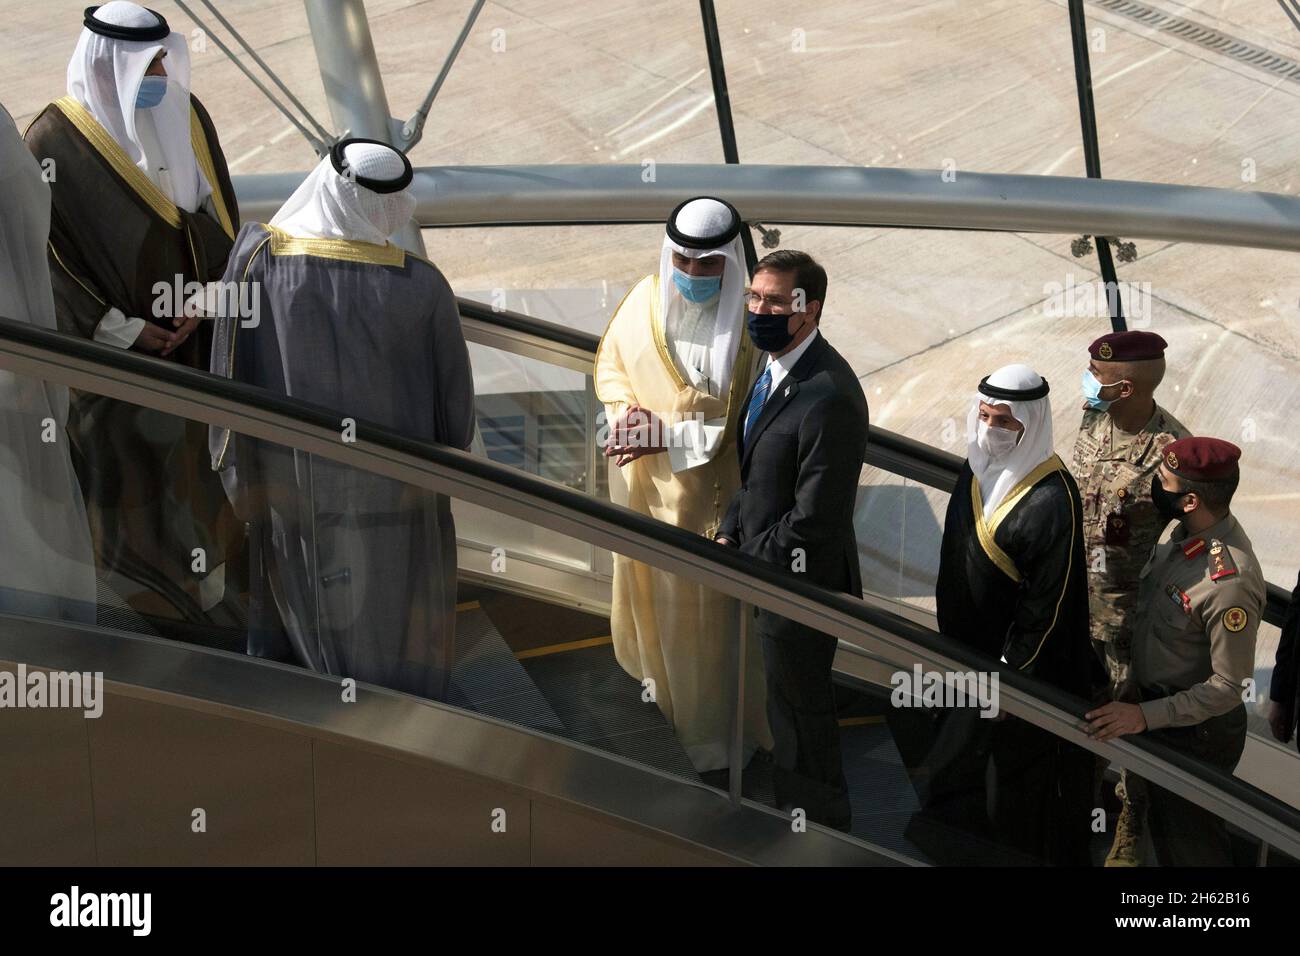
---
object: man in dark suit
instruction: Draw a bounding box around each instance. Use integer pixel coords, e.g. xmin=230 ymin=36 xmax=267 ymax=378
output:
xmin=1269 ymin=570 xmax=1300 ymax=753
xmin=715 ymin=250 xmax=869 ymax=831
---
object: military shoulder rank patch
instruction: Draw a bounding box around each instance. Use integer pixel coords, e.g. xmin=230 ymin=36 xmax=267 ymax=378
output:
xmin=1223 ymin=606 xmax=1249 ymax=632
xmin=1209 ymin=540 xmax=1237 ymax=580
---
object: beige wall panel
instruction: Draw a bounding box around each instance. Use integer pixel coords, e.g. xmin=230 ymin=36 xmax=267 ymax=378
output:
xmin=0 ymin=662 xmax=95 ymax=866
xmin=88 ymin=694 xmax=315 ymax=865
xmin=313 ymin=740 xmax=531 ymax=866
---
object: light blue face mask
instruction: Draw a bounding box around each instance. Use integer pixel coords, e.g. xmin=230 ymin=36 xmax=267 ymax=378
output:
xmin=135 ymin=76 xmax=168 ymax=110
xmin=1082 ymin=368 xmax=1129 ymax=410
xmin=672 ymin=267 xmax=722 ymax=304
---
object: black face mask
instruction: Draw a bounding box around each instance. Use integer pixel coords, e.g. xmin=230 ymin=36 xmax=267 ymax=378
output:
xmin=1150 ymin=475 xmax=1190 ymax=522
xmin=746 ymin=311 xmax=803 ymax=353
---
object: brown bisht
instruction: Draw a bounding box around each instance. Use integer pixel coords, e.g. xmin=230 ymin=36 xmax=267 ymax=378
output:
xmin=24 ymin=93 xmax=245 ymax=628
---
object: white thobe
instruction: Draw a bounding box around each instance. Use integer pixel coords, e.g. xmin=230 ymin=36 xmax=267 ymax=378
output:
xmin=664 ymin=298 xmax=729 ymax=473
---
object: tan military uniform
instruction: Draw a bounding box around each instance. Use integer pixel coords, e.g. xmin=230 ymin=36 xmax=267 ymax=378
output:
xmin=1070 ymin=404 xmax=1188 ymax=697
xmin=1130 ymin=511 xmax=1264 ymax=866
xmin=1133 ymin=512 xmax=1264 ymax=730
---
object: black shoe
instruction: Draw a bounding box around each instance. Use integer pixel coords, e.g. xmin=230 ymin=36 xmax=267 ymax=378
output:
xmin=699 ymin=768 xmax=730 ymax=791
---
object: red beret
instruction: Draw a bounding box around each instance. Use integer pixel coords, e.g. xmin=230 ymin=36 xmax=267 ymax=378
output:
xmin=1163 ymin=437 xmax=1241 ymax=480
xmin=1089 ymin=330 xmax=1167 ymax=362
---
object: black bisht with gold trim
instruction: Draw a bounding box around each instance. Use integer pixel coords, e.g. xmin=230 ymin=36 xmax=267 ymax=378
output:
xmin=936 ymin=454 xmax=1094 ymax=695
xmin=891 ymin=453 xmax=1099 ymax=865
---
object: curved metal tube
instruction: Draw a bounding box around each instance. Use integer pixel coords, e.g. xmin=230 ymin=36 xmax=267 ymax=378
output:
xmin=232 ymin=163 xmax=1300 ymax=251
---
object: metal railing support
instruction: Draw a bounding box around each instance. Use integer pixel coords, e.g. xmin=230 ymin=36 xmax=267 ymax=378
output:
xmin=303 ymin=0 xmax=427 ymax=254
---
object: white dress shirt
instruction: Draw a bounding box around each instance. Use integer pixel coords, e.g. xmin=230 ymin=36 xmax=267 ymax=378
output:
xmin=764 ymin=326 xmax=819 ymax=396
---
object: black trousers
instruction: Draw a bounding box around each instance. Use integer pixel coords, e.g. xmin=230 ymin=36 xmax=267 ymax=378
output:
xmin=1142 ymin=701 xmax=1247 ymax=867
xmin=758 ymin=618 xmax=851 ymax=830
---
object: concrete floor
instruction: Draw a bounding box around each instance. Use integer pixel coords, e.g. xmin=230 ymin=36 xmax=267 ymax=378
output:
xmin=3 ymin=0 xmax=1297 ymax=704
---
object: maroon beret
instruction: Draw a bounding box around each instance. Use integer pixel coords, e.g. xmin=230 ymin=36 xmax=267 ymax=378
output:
xmin=1163 ymin=437 xmax=1241 ymax=480
xmin=1089 ymin=330 xmax=1167 ymax=362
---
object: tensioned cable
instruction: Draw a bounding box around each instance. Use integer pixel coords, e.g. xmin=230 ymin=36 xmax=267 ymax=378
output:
xmin=174 ymin=0 xmax=333 ymax=155
xmin=399 ymin=0 xmax=487 ymax=153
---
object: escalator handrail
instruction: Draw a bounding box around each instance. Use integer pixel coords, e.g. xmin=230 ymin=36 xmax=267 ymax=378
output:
xmin=457 ymin=297 xmax=601 ymax=355
xmin=2 ymin=314 xmax=1298 ymax=859
xmin=456 ymin=297 xmax=1295 ymax=624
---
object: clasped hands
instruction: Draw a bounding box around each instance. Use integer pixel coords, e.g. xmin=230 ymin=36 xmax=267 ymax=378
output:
xmin=134 ymin=296 xmax=203 ymax=357
xmin=602 ymin=403 xmax=668 ymax=467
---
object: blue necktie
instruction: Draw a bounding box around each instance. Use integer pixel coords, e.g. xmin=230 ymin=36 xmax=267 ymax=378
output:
xmin=744 ymin=365 xmax=773 ymax=442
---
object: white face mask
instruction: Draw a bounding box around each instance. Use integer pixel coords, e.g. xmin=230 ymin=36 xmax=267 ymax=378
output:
xmin=977 ymin=420 xmax=1020 ymax=458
